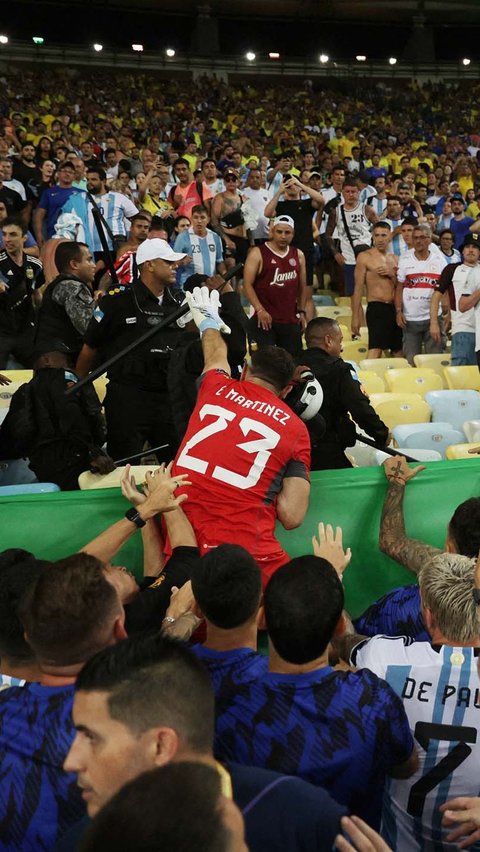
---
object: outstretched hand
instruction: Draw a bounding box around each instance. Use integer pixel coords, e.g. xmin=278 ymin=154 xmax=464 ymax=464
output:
xmin=383 ymin=456 xmax=425 ymax=486
xmin=120 ymin=463 xmax=146 ymax=507
xmin=185 ymin=286 xmax=231 ymax=336
xmin=0 ymin=373 xmax=11 ymax=386
xmin=312 ymin=522 xmax=352 ymax=578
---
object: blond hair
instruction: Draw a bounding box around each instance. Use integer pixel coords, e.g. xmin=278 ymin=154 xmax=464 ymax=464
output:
xmin=419 ymin=553 xmax=480 ymax=644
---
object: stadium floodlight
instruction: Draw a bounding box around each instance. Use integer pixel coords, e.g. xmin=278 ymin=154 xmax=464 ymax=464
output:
xmin=93 ymin=43 xmax=103 ymax=52
xmin=389 ymin=57 xmax=397 ymax=65
xmin=166 ymin=48 xmax=175 ymax=57
xmin=319 ymin=54 xmax=329 ymax=63
xmin=269 ymin=52 xmax=280 ymax=59
xmin=463 ymin=58 xmax=471 ymax=66
xmin=246 ymin=51 xmax=256 ymax=61
xmin=32 ymin=36 xmax=44 ymax=45
xmin=0 ymin=35 xmax=9 ymax=45
xmin=356 ymin=55 xmax=366 ymax=62
xmin=132 ymin=44 xmax=144 ymax=52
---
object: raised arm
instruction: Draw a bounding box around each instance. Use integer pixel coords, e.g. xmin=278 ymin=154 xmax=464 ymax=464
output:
xmin=379 ymin=457 xmax=441 ymax=573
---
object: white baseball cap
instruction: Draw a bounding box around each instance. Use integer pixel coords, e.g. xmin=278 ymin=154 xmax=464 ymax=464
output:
xmin=273 ymin=215 xmax=295 ymax=229
xmin=136 ymin=238 xmax=187 ymax=265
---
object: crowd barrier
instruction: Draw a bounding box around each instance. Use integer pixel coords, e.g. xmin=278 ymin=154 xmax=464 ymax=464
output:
xmin=0 ymin=459 xmax=478 ymax=617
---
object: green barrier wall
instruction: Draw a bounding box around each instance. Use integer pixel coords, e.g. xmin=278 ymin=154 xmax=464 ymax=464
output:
xmin=1 ymin=459 xmax=479 ymax=617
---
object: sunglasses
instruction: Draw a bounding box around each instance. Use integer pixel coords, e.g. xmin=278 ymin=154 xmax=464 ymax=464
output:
xmin=225 ymin=175 xmax=238 ymax=182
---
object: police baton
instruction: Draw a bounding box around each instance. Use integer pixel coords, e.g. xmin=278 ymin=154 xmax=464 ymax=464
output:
xmin=66 ymin=263 xmax=244 ymax=396
xmin=354 ymin=433 xmax=425 ymax=464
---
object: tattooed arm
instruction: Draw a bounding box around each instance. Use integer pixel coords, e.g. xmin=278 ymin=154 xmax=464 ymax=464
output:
xmin=379 ymin=457 xmax=442 ymax=574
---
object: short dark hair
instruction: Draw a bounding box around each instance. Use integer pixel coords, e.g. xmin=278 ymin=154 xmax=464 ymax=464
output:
xmin=87 ymin=165 xmax=107 ymax=182
xmin=0 ymin=555 xmax=47 ymax=661
xmin=20 ymin=553 xmax=122 ymax=666
xmin=439 ymin=228 xmax=454 ymax=239
xmin=449 ymin=498 xmax=480 ymax=557
xmin=2 ymin=216 xmax=26 ymax=235
xmin=264 ymin=555 xmax=344 ymax=664
xmin=76 ymin=633 xmax=215 ymax=752
xmin=305 ymin=316 xmax=339 ymax=345
xmin=80 ymin=763 xmax=229 ymax=852
xmin=344 ymin=176 xmax=358 ymax=188
xmin=174 ymin=158 xmax=189 ymax=169
xmin=248 ymin=346 xmax=295 ymax=392
xmin=191 ymin=545 xmax=262 ymax=629
xmin=373 ymin=220 xmax=391 ymax=232
xmin=201 ymin=158 xmax=216 ymax=169
xmin=55 ymin=241 xmax=89 ymax=273
xmin=191 ymin=204 xmax=208 ymax=216
xmin=401 ymin=216 xmax=417 ymax=226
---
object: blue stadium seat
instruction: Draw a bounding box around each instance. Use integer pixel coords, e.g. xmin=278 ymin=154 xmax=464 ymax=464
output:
xmin=424 ymin=390 xmax=480 ymax=435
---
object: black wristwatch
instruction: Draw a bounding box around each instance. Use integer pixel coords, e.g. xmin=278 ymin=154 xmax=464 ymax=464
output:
xmin=125 ymin=507 xmax=146 ymax=528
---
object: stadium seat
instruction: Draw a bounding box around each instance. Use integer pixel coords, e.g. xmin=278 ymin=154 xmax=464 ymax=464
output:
xmin=385 ymin=368 xmax=443 ymax=398
xmin=78 ymin=464 xmax=161 ymax=490
xmin=384 ymin=448 xmax=442 ymax=462
xmin=93 ymin=375 xmax=109 ymax=404
xmin=335 ymin=296 xmax=352 ymax=306
xmin=0 ymin=458 xmax=37 ymax=487
xmin=445 ymin=443 xmax=480 ymax=460
xmin=0 ymin=483 xmax=60 ymax=495
xmin=443 ymin=366 xmax=480 ymax=392
xmin=345 ymin=444 xmax=380 ymax=467
xmin=312 ymin=294 xmax=335 ymax=306
xmin=356 ymin=371 xmax=386 ymax=394
xmin=341 ymin=340 xmax=369 ymax=362
xmin=359 ymin=357 xmax=411 ymax=379
xmin=369 ymin=393 xmax=431 ymax=429
xmin=315 ymin=305 xmax=352 ymax=327
xmin=424 ymin=389 xmax=480 ymax=434
xmin=393 ymin=423 xmax=465 ymax=459
xmin=0 ymin=370 xmax=33 ymax=407
xmin=463 ymin=420 xmax=480 ymax=443
xmin=338 ymin=323 xmax=352 ymax=342
xmin=413 ymin=353 xmax=450 ymax=387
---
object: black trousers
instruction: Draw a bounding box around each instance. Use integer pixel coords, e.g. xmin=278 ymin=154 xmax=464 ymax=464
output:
xmin=0 ymin=329 xmax=35 ymax=369
xmin=104 ymin=381 xmax=178 ymax=463
xmin=248 ymin=318 xmax=303 ymax=359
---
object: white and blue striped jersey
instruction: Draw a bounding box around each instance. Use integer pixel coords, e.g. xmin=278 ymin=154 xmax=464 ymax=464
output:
xmin=352 ymin=636 xmax=480 ymax=851
xmin=384 ymin=218 xmax=406 ymax=256
xmin=369 ymin=196 xmax=388 ymax=217
xmin=174 ymin=227 xmax=224 ymax=287
xmin=63 ymin=192 xmax=138 ymax=253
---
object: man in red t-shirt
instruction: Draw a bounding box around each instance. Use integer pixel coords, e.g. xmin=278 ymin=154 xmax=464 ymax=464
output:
xmin=242 ymin=215 xmax=307 ymax=358
xmin=172 ymin=286 xmax=311 ymax=584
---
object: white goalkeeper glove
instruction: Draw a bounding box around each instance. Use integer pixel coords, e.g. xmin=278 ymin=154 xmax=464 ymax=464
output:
xmin=185 ymin=286 xmax=231 ymax=336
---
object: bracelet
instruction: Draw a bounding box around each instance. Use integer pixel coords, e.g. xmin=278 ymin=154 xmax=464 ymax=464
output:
xmin=257 ymin=307 xmax=266 ymax=314
xmin=162 ymin=615 xmax=176 ymax=626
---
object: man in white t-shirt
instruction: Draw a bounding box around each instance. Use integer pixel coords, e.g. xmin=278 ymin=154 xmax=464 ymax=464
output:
xmin=336 ymin=550 xmax=480 ymax=852
xmin=396 ymin=223 xmax=447 ymax=363
xmin=430 ymin=233 xmax=480 ymax=366
xmin=242 ymin=167 xmax=270 ymax=244
xmin=459 ymin=239 xmax=480 ymax=370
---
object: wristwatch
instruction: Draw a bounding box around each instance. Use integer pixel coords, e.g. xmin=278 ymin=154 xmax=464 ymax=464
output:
xmin=125 ymin=507 xmax=146 ymax=528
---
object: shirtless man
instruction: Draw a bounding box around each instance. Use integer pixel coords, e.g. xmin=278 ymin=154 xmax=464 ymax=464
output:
xmin=351 ymin=221 xmax=403 ymax=357
xmin=210 ymin=169 xmax=249 ymax=268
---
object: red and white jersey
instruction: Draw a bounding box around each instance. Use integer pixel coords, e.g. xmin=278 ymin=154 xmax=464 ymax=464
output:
xmin=173 ymin=369 xmax=311 ymax=582
xmin=397 ymin=251 xmax=447 ymax=321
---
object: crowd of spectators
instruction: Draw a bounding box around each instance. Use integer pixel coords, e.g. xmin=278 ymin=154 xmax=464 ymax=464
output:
xmin=1 ymin=64 xmax=480 ymax=852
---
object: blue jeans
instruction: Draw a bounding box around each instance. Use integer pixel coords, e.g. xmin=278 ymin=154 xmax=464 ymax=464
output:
xmin=451 ymin=332 xmax=476 ymax=366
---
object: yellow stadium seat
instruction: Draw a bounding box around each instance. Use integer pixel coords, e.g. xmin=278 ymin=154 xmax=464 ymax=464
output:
xmin=338 ymin=324 xmax=352 ymax=342
xmin=315 ymin=305 xmax=352 ymax=328
xmin=93 ymin=375 xmax=109 ymax=404
xmin=356 ymin=371 xmax=385 ymax=395
xmin=445 ymin=443 xmax=480 ymax=460
xmin=341 ymin=340 xmax=369 ymax=362
xmin=443 ymin=366 xmax=480 ymax=392
xmin=413 ymin=354 xmax=450 ymax=387
xmin=335 ymin=296 xmax=352 ymax=306
xmin=359 ymin=357 xmax=410 ymax=379
xmin=369 ymin=393 xmax=431 ymax=430
xmin=385 ymin=368 xmax=443 ymax=398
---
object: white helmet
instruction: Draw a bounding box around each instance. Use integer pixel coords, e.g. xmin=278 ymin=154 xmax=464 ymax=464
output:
xmin=287 ymin=369 xmax=324 ymax=421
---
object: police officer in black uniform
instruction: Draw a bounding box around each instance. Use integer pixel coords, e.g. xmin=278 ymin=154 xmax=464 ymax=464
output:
xmin=300 ymin=316 xmax=389 ymax=469
xmin=0 ymin=217 xmax=43 ymax=368
xmin=34 ymin=241 xmax=96 ymax=366
xmin=76 ymin=238 xmax=190 ymax=463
